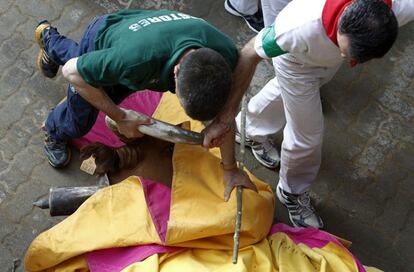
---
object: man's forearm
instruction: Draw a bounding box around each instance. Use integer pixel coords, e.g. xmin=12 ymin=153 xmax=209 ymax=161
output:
xmin=219 ymin=126 xmax=236 ymax=166
xmin=62 ymin=58 xmax=125 ymax=122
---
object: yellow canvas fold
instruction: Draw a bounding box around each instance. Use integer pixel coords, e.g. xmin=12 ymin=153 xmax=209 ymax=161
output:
xmin=166 ymin=143 xmax=275 ymax=248
xmin=25 ymin=177 xmax=160 ymax=272
xmin=269 ymin=232 xmax=362 ymax=272
xmin=122 ymin=239 xmax=274 ymax=272
xmin=152 ymin=92 xmax=221 ymax=157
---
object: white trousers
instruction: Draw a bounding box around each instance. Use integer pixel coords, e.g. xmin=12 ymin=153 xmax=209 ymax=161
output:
xmin=229 ymin=0 xmax=290 ymax=26
xmin=237 ymin=54 xmax=341 ymax=194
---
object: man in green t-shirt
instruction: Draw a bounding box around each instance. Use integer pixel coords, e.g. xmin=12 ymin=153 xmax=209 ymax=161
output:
xmin=35 ymin=10 xmax=256 ymax=199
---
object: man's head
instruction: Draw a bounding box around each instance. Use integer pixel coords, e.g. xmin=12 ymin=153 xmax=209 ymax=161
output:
xmin=338 ymin=0 xmax=398 ymax=64
xmin=174 ymin=48 xmax=232 ymax=121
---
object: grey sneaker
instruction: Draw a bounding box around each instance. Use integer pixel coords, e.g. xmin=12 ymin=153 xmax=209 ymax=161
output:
xmin=276 ymin=184 xmax=324 ymax=229
xmin=44 ymin=132 xmax=71 ymax=168
xmin=235 ymin=130 xmax=280 ymax=169
xmin=251 ymin=141 xmax=280 ymax=169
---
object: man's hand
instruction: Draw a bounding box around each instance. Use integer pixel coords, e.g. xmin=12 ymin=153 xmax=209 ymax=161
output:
xmin=202 ymin=118 xmax=233 ymax=149
xmin=115 ymin=108 xmax=153 ymax=139
xmin=223 ymin=168 xmax=258 ymax=202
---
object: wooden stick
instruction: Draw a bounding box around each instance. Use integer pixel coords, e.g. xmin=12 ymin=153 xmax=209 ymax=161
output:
xmin=232 ymin=94 xmax=247 ymax=264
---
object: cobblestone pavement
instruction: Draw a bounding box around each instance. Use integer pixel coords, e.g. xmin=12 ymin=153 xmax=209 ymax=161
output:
xmin=0 ymin=0 xmax=412 ymax=271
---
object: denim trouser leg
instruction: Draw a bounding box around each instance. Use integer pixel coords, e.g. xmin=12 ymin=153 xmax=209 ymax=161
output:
xmin=45 ymin=16 xmax=108 ymax=141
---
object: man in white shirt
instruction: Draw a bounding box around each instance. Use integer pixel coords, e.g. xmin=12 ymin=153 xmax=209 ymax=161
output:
xmin=204 ymin=0 xmax=414 ymax=228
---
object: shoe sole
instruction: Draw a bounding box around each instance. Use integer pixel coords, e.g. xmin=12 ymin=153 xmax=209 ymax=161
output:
xmin=35 ymin=23 xmax=58 ymax=78
xmin=47 ymin=147 xmax=72 ymax=168
xmin=224 ymin=0 xmax=260 ymax=33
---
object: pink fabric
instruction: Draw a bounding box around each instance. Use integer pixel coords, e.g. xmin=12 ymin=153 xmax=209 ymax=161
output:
xmin=86 ymin=244 xmax=181 ymax=272
xmin=85 ymin=178 xmax=176 ymax=272
xmin=268 ymin=224 xmax=366 ymax=272
xmin=141 ymin=178 xmax=172 ymax=243
xmin=71 ymin=90 xmax=163 ymax=149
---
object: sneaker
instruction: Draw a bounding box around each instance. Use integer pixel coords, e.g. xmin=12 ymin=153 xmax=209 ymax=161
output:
xmin=224 ymin=0 xmax=264 ymax=33
xmin=276 ymin=184 xmax=324 ymax=229
xmin=235 ymin=130 xmax=280 ymax=169
xmin=35 ymin=20 xmax=59 ymax=78
xmin=44 ymin=132 xmax=71 ymax=168
xmin=251 ymin=141 xmax=280 ymax=169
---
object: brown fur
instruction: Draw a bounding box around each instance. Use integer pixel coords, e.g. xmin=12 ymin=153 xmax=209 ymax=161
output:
xmin=80 ymin=136 xmax=174 ymax=187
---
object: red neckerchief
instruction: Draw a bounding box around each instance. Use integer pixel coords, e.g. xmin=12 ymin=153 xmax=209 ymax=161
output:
xmin=322 ymin=0 xmax=392 ymax=46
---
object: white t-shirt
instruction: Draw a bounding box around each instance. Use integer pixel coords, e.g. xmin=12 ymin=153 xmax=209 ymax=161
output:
xmin=255 ymin=0 xmax=414 ymax=67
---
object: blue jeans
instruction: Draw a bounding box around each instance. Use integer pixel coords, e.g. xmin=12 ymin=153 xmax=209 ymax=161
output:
xmin=45 ymin=16 xmax=133 ymax=141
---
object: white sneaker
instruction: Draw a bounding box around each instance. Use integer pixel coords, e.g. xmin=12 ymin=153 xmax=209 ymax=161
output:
xmin=276 ymin=184 xmax=324 ymax=229
xmin=251 ymin=141 xmax=280 ymax=169
xmin=235 ymin=130 xmax=280 ymax=169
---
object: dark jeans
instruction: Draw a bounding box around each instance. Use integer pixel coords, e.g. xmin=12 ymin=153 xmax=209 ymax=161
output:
xmin=45 ymin=15 xmax=133 ymax=141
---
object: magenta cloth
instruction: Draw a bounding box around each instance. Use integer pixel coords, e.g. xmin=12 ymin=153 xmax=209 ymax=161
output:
xmin=85 ymin=178 xmax=176 ymax=272
xmin=141 ymin=178 xmax=171 ymax=243
xmin=86 ymin=244 xmax=181 ymax=272
xmin=71 ymin=90 xmax=163 ymax=149
xmin=268 ymin=224 xmax=366 ymax=272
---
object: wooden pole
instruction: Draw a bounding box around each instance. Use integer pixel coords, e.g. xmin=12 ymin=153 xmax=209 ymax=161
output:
xmin=232 ymin=94 xmax=247 ymax=264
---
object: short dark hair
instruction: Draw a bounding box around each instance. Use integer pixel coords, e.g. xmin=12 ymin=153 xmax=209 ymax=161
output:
xmin=338 ymin=0 xmax=398 ymax=63
xmin=176 ymin=48 xmax=232 ymax=121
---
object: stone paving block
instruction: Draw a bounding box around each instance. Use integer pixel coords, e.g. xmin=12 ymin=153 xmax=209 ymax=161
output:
xmin=15 ymin=16 xmax=39 ymax=45
xmin=19 ymin=44 xmax=38 ymax=72
xmin=393 ymin=211 xmax=414 ymax=272
xmin=0 ymin=212 xmax=16 ymax=242
xmin=0 ymin=6 xmax=26 ymax=42
xmin=12 ymin=146 xmax=45 ymax=179
xmin=351 ymin=130 xmax=398 ymax=180
xmin=393 ymin=144 xmax=414 ymax=172
xmin=94 ymin=0 xmax=124 ymax=13
xmin=15 ymin=0 xmax=61 ymax=21
xmin=2 ymin=223 xmax=37 ymax=263
xmin=56 ymin=1 xmax=97 ymax=37
xmin=398 ymin=176 xmax=414 ymax=201
xmin=350 ymin=102 xmax=388 ymax=139
xmin=329 ymin=182 xmax=385 ymax=224
xmin=365 ymin=161 xmax=408 ymax=203
xmin=0 ymin=0 xmax=13 ymax=13
xmin=22 ymin=72 xmax=66 ymax=107
xmin=2 ymin=177 xmax=50 ymax=224
xmin=1 ymin=33 xmax=32 ymax=63
xmin=373 ymin=192 xmax=411 ymax=236
xmin=320 ymin=201 xmax=402 ymax=272
xmin=381 ymin=115 xmax=414 ymax=145
xmin=0 ymin=165 xmax=29 ymax=193
xmin=0 ymin=246 xmax=15 ymax=272
xmin=0 ymin=93 xmax=33 ymax=137
xmin=0 ymin=186 xmax=6 ymax=204
xmin=0 ymin=62 xmax=34 ymax=101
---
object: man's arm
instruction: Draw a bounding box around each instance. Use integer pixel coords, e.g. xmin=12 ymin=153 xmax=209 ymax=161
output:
xmin=219 ymin=123 xmax=258 ymax=202
xmin=62 ymin=57 xmax=150 ymax=138
xmin=203 ymin=37 xmax=263 ymax=148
